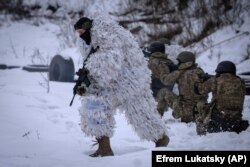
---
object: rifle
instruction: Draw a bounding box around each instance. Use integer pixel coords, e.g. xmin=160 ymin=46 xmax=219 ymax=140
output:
xmin=200 ymin=73 xmax=214 ymax=82
xmin=69 ymin=46 xmax=99 ymax=106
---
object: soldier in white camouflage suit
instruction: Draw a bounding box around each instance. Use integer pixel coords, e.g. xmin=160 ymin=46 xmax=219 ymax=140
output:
xmin=73 ymin=15 xmax=169 ymax=157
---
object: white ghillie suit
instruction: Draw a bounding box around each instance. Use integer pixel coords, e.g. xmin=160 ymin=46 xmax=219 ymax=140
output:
xmin=79 ymin=15 xmax=166 ymax=142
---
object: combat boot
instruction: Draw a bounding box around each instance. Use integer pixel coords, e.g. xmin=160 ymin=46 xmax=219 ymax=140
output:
xmin=155 ymin=134 xmax=170 ymax=147
xmin=196 ymin=119 xmax=207 ymax=135
xmin=89 ymin=136 xmax=114 ymax=157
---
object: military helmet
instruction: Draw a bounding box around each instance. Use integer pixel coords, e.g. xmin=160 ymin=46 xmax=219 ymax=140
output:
xmin=177 ymin=51 xmax=195 ymax=63
xmin=148 ymin=41 xmax=165 ymax=54
xmin=215 ymin=61 xmax=236 ymax=74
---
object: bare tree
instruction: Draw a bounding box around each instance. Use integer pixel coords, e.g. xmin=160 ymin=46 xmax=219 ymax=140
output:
xmin=31 ymin=49 xmax=50 ymax=93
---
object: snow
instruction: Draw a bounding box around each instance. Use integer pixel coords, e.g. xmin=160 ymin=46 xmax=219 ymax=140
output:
xmin=195 ymin=11 xmax=250 ymax=74
xmin=0 ymin=22 xmax=61 ymax=66
xmin=1 ymin=9 xmax=250 ymax=167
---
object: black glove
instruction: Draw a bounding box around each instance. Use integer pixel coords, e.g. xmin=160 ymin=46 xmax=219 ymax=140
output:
xmin=200 ymin=73 xmax=213 ymax=82
xmin=76 ymin=68 xmax=89 ymax=76
xmin=74 ymin=85 xmax=86 ymax=96
xmin=169 ymin=64 xmax=178 ymax=72
xmin=194 ymin=82 xmax=201 ymax=95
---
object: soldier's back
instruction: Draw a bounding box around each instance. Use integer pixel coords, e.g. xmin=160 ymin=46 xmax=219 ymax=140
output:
xmin=178 ymin=66 xmax=207 ymax=101
xmin=215 ymin=73 xmax=245 ymax=112
xmin=148 ymin=52 xmax=175 ymax=97
xmin=148 ymin=52 xmax=174 ymax=79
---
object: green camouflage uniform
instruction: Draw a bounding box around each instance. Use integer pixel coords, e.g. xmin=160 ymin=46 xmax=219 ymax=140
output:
xmin=196 ymin=73 xmax=249 ymax=135
xmin=148 ymin=52 xmax=175 ymax=116
xmin=160 ymin=62 xmax=208 ymax=123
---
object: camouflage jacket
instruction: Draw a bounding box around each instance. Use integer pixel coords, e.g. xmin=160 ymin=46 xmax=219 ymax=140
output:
xmin=197 ymin=73 xmax=245 ymax=114
xmin=148 ymin=52 xmax=175 ymax=96
xmin=160 ymin=63 xmax=208 ymax=102
xmin=148 ymin=52 xmax=176 ymax=78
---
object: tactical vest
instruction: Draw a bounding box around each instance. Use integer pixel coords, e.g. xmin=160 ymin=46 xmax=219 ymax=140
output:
xmin=149 ymin=54 xmax=175 ymax=97
xmin=149 ymin=56 xmax=175 ymax=78
xmin=215 ymin=74 xmax=245 ymax=112
xmin=178 ymin=67 xmax=207 ymax=102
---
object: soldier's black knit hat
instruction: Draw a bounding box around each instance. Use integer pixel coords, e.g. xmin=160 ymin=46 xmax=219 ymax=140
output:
xmin=74 ymin=17 xmax=93 ymax=30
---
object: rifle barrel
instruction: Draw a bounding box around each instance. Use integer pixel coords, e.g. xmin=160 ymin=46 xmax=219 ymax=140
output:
xmin=69 ymin=94 xmax=76 ymax=106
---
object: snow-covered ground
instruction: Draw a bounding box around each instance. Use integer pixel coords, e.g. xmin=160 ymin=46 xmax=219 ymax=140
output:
xmin=1 ymin=17 xmax=250 ymax=167
xmin=1 ymin=68 xmax=249 ymax=167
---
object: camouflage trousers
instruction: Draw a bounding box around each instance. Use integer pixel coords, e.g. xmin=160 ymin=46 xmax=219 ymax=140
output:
xmin=163 ymin=89 xmax=205 ymax=123
xmin=196 ymin=106 xmax=249 ymax=135
xmin=156 ymin=88 xmax=170 ymax=117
